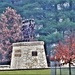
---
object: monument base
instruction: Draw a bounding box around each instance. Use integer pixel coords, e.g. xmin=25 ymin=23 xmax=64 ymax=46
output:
xmin=11 ymin=41 xmax=48 ymax=69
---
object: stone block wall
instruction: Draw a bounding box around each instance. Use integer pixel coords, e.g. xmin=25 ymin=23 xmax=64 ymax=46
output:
xmin=11 ymin=41 xmax=48 ymax=69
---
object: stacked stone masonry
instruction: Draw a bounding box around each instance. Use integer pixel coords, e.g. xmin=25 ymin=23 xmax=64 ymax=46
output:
xmin=11 ymin=41 xmax=48 ymax=69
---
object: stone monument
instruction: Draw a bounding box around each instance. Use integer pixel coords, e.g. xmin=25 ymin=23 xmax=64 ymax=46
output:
xmin=11 ymin=41 xmax=48 ymax=69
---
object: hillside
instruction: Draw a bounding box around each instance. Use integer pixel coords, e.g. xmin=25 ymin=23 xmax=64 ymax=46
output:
xmin=0 ymin=0 xmax=75 ymax=54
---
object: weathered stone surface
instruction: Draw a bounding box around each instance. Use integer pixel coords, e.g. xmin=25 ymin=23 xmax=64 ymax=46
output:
xmin=11 ymin=41 xmax=48 ymax=69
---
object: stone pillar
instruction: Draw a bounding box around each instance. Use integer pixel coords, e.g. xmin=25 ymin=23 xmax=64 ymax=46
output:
xmin=11 ymin=41 xmax=48 ymax=69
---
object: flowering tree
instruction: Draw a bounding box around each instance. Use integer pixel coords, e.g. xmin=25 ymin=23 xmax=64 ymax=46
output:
xmin=50 ymin=35 xmax=75 ymax=75
xmin=0 ymin=7 xmax=22 ymax=64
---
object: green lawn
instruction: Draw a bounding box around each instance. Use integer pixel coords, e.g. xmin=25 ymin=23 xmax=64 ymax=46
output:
xmin=0 ymin=68 xmax=75 ymax=75
xmin=0 ymin=69 xmax=50 ymax=75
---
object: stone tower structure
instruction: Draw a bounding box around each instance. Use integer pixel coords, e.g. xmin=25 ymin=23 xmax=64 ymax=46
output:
xmin=11 ymin=41 xmax=48 ymax=69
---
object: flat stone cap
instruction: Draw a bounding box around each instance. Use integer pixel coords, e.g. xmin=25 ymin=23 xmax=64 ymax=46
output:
xmin=13 ymin=41 xmax=44 ymax=46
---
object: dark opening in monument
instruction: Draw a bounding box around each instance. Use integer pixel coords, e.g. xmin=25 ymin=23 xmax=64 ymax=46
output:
xmin=32 ymin=51 xmax=37 ymax=56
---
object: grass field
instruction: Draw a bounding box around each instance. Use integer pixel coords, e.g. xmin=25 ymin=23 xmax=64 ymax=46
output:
xmin=0 ymin=69 xmax=50 ymax=75
xmin=0 ymin=68 xmax=74 ymax=75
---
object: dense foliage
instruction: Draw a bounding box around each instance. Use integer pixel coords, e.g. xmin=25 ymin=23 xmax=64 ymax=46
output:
xmin=50 ymin=34 xmax=75 ymax=75
xmin=0 ymin=7 xmax=22 ymax=64
xmin=0 ymin=0 xmax=75 ymax=54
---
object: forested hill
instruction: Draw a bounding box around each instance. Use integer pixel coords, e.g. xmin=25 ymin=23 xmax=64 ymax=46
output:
xmin=0 ymin=0 xmax=75 ymax=52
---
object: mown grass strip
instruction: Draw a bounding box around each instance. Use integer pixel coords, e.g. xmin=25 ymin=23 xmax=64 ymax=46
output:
xmin=0 ymin=69 xmax=50 ymax=75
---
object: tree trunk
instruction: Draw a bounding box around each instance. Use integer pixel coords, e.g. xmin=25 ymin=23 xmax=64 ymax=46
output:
xmin=69 ymin=62 xmax=71 ymax=75
xmin=60 ymin=64 xmax=62 ymax=75
xmin=69 ymin=0 xmax=72 ymax=10
xmin=62 ymin=31 xmax=65 ymax=38
xmin=55 ymin=61 xmax=57 ymax=75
